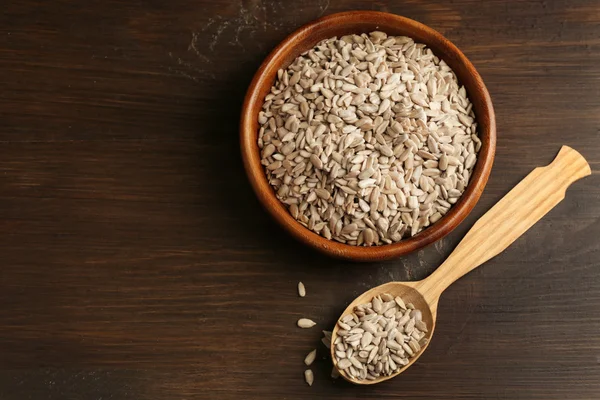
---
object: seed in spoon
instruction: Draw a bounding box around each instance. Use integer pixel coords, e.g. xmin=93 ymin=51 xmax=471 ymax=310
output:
xmin=372 ymin=297 xmax=383 ymax=313
xmin=394 ymin=296 xmax=407 ymax=310
xmin=297 ymin=318 xmax=316 ymax=328
xmin=337 ymin=358 xmax=352 ymax=370
xmin=332 ymin=292 xmax=429 ymax=381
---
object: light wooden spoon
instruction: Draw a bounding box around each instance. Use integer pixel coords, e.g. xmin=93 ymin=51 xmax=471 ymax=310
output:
xmin=331 ymin=146 xmax=591 ymax=385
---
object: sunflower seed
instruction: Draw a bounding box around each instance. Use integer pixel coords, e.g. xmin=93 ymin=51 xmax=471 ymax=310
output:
xmin=409 ymin=339 xmax=421 ymax=353
xmin=337 ymin=358 xmax=352 ymax=370
xmin=415 ymin=320 xmax=428 ymax=332
xmin=381 ymin=293 xmax=394 ymax=302
xmin=349 ymin=356 xmax=363 ymax=369
xmin=361 ymin=331 xmax=373 ymax=347
xmin=304 ymin=349 xmax=317 ymax=366
xmin=332 ymin=292 xmax=429 ymax=381
xmin=394 ymin=296 xmax=407 ymax=310
xmin=297 ymin=318 xmax=316 ymax=328
xmin=298 ymin=282 xmax=306 ymax=297
xmin=304 ymin=369 xmax=314 ymax=386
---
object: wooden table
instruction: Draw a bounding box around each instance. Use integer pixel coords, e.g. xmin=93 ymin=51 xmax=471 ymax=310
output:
xmin=1 ymin=1 xmax=599 ymax=399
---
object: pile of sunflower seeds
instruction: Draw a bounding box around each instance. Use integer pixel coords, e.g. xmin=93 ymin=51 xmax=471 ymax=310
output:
xmin=258 ymin=31 xmax=481 ymax=246
xmin=332 ymin=293 xmax=428 ymax=381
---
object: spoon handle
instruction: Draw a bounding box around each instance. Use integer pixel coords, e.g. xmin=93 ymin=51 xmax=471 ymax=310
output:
xmin=421 ymin=146 xmax=591 ymax=300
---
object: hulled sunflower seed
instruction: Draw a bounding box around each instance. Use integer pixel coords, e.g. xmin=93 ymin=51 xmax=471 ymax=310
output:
xmin=304 ymin=349 xmax=317 ymax=366
xmin=298 ymin=282 xmax=306 ymax=297
xmin=304 ymin=369 xmax=314 ymax=386
xmin=297 ymin=318 xmax=316 ymax=328
xmin=337 ymin=358 xmax=352 ymax=370
xmin=394 ymin=296 xmax=407 ymax=310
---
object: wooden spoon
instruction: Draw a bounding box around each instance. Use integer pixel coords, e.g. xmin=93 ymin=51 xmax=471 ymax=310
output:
xmin=331 ymin=146 xmax=591 ymax=385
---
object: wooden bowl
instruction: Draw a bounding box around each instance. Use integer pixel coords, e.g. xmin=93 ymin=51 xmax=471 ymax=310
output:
xmin=240 ymin=11 xmax=496 ymax=261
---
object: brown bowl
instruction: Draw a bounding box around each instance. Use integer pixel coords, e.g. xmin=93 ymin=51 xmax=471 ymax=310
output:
xmin=240 ymin=11 xmax=496 ymax=261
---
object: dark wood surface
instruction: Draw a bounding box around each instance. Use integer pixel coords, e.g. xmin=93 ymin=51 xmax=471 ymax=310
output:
xmin=1 ymin=0 xmax=599 ymax=399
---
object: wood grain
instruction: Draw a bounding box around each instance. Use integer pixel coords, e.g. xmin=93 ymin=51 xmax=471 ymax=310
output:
xmin=1 ymin=0 xmax=599 ymax=399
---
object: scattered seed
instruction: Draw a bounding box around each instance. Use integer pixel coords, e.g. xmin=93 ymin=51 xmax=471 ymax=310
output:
xmin=394 ymin=296 xmax=407 ymax=310
xmin=298 ymin=282 xmax=306 ymax=297
xmin=297 ymin=318 xmax=316 ymax=328
xmin=415 ymin=320 xmax=428 ymax=332
xmin=304 ymin=369 xmax=314 ymax=386
xmin=304 ymin=349 xmax=317 ymax=366
xmin=381 ymin=293 xmax=394 ymax=302
xmin=338 ymin=358 xmax=352 ymax=370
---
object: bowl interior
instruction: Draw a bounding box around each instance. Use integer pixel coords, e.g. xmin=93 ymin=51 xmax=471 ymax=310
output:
xmin=241 ymin=11 xmax=495 ymax=261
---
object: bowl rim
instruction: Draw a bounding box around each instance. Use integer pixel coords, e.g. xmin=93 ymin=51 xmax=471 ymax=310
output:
xmin=240 ymin=11 xmax=496 ymax=261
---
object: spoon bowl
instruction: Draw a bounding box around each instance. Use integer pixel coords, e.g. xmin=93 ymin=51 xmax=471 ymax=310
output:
xmin=331 ymin=281 xmax=437 ymax=384
xmin=331 ymin=146 xmax=591 ymax=384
